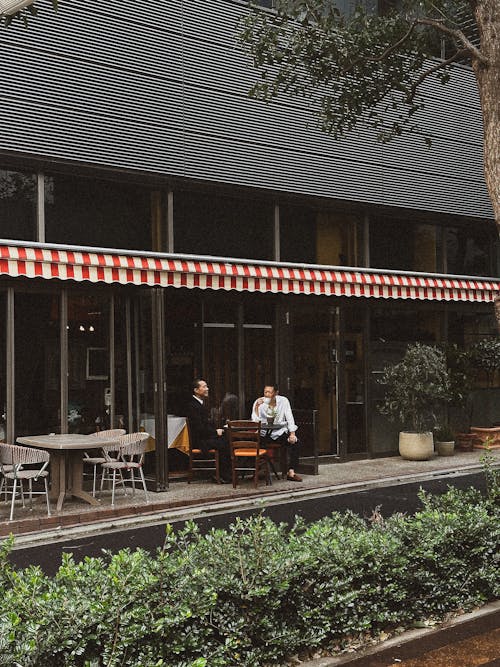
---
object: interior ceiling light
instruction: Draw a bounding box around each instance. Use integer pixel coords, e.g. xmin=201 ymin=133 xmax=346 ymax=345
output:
xmin=0 ymin=0 xmax=34 ymax=15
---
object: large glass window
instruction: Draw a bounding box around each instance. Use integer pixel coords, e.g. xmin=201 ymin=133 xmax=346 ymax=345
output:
xmin=292 ymin=301 xmax=337 ymax=455
xmin=174 ymin=191 xmax=274 ymax=260
xmin=280 ymin=204 xmax=317 ymax=264
xmin=316 ymin=211 xmax=364 ymax=266
xmin=165 ymin=290 xmax=201 ymax=418
xmin=45 ymin=174 xmax=153 ymax=251
xmin=446 ymin=223 xmax=495 ymax=276
xmin=243 ymin=297 xmax=275 ymax=417
xmin=281 ymin=204 xmax=363 ymax=267
xmin=15 ymin=292 xmax=60 ymax=437
xmin=0 ymin=293 xmax=5 ymax=442
xmin=67 ymin=294 xmax=110 ymax=434
xmin=0 ymin=168 xmax=37 ymax=241
xmin=201 ymin=295 xmax=239 ymax=423
xmin=370 ymin=217 xmax=438 ymax=272
xmin=369 ymin=306 xmax=442 ymax=453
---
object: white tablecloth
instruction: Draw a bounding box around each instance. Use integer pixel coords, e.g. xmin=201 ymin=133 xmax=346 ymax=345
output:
xmin=140 ymin=415 xmax=187 ymax=448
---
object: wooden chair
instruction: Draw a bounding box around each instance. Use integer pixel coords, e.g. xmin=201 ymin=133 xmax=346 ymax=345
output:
xmin=186 ymin=419 xmax=221 ymax=484
xmin=227 ymin=420 xmax=271 ymax=489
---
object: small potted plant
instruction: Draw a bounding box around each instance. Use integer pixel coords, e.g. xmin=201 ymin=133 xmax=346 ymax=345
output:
xmin=433 ymin=424 xmax=455 ymax=456
xmin=378 ymin=343 xmax=451 ymax=460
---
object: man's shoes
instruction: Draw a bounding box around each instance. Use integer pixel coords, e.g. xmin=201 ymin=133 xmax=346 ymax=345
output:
xmin=286 ymin=473 xmax=303 ymax=482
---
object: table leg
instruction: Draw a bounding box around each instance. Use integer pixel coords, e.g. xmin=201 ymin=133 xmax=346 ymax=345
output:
xmin=67 ymin=451 xmax=100 ymax=506
xmin=49 ymin=451 xmax=67 ymax=513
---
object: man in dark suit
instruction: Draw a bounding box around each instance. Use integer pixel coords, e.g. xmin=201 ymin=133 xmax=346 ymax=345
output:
xmin=186 ymin=378 xmax=231 ymax=482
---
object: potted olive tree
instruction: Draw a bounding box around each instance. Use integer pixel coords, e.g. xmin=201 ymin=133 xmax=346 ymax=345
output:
xmin=378 ymin=343 xmax=451 ymax=460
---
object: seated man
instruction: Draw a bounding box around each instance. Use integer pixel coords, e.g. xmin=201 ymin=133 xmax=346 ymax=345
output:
xmin=251 ymin=383 xmax=302 ymax=482
xmin=186 ymin=378 xmax=231 ymax=483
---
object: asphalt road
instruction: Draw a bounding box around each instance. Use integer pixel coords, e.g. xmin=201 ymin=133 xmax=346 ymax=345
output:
xmin=9 ymin=472 xmax=488 ymax=576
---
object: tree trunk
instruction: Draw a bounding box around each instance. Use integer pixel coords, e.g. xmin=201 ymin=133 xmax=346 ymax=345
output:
xmin=473 ymin=0 xmax=500 ymax=331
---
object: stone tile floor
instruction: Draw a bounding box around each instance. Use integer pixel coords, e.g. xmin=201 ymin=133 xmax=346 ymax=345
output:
xmin=1 ymin=448 xmax=498 ymax=537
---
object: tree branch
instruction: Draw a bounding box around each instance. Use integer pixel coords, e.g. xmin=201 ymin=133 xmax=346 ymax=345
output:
xmin=341 ymin=22 xmax=418 ymax=75
xmin=406 ymin=49 xmax=469 ymax=103
xmin=415 ymin=17 xmax=487 ymax=65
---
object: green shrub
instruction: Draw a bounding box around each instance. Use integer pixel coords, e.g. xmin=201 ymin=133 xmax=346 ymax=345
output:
xmin=0 ymin=487 xmax=498 ymax=667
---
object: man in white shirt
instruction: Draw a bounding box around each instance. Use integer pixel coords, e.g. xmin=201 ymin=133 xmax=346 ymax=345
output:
xmin=251 ymin=383 xmax=302 ymax=482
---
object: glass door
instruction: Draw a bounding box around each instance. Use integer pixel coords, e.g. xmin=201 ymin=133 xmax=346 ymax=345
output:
xmin=243 ymin=298 xmax=275 ymax=418
xmin=201 ymin=296 xmax=238 ymax=426
xmin=292 ymin=303 xmax=339 ymax=456
xmin=341 ymin=306 xmax=368 ymax=457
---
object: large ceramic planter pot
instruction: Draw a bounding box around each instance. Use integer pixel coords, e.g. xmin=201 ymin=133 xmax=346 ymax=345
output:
xmin=399 ymin=431 xmax=434 ymax=461
xmin=436 ymin=440 xmax=455 ymax=457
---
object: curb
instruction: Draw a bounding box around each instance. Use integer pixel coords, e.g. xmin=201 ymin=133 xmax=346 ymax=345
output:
xmin=7 ymin=462 xmax=492 ymax=551
xmin=300 ymin=600 xmax=500 ymax=666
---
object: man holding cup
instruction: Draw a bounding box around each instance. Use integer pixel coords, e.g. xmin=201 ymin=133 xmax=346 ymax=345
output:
xmin=251 ymin=383 xmax=302 ymax=482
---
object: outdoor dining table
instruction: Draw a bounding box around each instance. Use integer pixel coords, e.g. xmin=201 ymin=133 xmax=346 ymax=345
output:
xmin=17 ymin=433 xmax=120 ymax=512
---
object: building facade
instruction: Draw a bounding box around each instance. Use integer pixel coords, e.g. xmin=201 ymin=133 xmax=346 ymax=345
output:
xmin=0 ymin=0 xmax=498 ymax=488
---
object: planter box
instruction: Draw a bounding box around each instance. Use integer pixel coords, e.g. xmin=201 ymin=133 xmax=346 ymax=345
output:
xmin=455 ymin=433 xmax=478 ymax=452
xmin=470 ymin=427 xmax=500 ymax=450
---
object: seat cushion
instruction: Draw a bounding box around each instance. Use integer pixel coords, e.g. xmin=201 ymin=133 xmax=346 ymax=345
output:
xmin=234 ymin=449 xmax=268 ymax=457
xmin=5 ymin=470 xmax=49 ymax=479
xmin=83 ymin=457 xmax=106 ymax=464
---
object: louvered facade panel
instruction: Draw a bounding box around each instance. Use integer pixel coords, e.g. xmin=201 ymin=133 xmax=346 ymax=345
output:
xmin=0 ymin=0 xmax=493 ymax=220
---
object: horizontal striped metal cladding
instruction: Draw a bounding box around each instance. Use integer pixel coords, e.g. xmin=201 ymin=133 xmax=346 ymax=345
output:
xmin=0 ymin=245 xmax=498 ymax=303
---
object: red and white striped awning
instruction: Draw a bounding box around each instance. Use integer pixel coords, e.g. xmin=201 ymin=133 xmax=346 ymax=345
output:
xmin=1 ymin=244 xmax=498 ymax=302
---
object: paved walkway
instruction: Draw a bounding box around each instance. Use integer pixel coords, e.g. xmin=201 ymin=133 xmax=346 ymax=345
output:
xmin=301 ymin=602 xmax=500 ymax=666
xmin=1 ymin=448 xmax=498 ymax=540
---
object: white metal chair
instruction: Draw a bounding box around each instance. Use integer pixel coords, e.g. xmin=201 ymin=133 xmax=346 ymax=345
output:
xmin=100 ymin=432 xmax=150 ymax=507
xmin=0 ymin=461 xmax=18 ymax=501
xmin=0 ymin=443 xmax=51 ymax=521
xmin=83 ymin=428 xmax=126 ymax=497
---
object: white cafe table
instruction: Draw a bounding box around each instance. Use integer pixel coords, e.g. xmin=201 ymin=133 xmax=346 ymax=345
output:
xmin=17 ymin=433 xmax=120 ymax=512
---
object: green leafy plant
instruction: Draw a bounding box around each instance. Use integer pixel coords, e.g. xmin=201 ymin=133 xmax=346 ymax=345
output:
xmin=378 ymin=343 xmax=451 ymax=433
xmin=480 ymin=443 xmax=500 ymax=506
xmin=0 ymin=492 xmax=498 ymax=667
xmin=433 ymin=424 xmax=455 ymax=442
xmin=470 ymin=338 xmax=500 ymax=387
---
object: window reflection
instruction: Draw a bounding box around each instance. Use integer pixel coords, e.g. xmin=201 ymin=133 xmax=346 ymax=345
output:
xmin=68 ymin=294 xmax=109 ymax=434
xmin=174 ymin=191 xmax=273 ymax=260
xmin=15 ymin=293 xmax=60 ymax=437
xmin=446 ymin=224 xmax=494 ymax=276
xmin=45 ymin=174 xmax=153 ymax=251
xmin=0 ymin=169 xmax=37 ymax=241
xmin=370 ymin=217 xmax=438 ymax=272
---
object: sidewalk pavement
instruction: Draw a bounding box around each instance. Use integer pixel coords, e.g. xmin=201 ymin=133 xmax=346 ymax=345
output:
xmin=1 ymin=448 xmax=499 ymax=542
xmin=300 ymin=601 xmax=500 ymax=666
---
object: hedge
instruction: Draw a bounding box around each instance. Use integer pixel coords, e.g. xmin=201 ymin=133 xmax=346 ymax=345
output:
xmin=0 ymin=483 xmax=498 ymax=667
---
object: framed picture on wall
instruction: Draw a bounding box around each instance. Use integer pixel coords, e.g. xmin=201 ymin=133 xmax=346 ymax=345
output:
xmin=86 ymin=347 xmax=108 ymax=380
